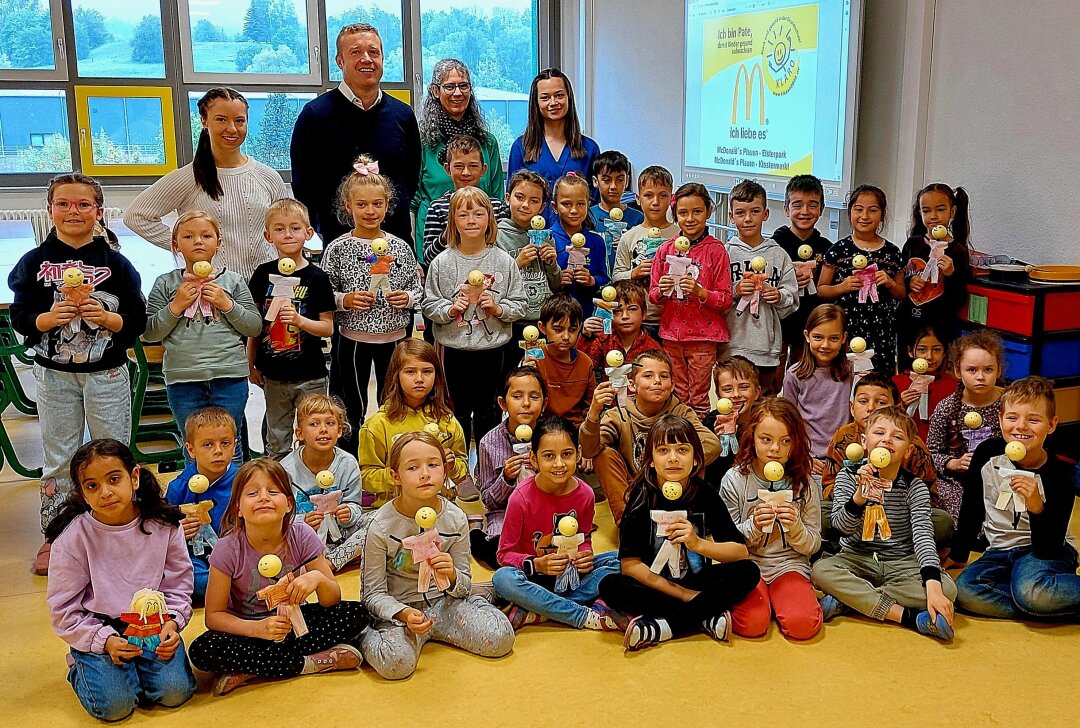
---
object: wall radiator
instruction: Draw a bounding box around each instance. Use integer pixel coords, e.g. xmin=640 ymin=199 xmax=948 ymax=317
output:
xmin=0 ymin=207 xmax=123 ymax=245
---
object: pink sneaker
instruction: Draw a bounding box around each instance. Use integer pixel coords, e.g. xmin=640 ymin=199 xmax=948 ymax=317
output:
xmin=32 ymin=542 xmax=51 ymax=576
xmin=307 ymin=644 xmax=362 ymax=673
xmin=213 ymin=673 xmax=253 ymax=696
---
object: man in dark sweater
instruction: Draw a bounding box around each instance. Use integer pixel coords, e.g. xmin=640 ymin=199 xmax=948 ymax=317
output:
xmin=290 ymin=23 xmax=421 ymax=247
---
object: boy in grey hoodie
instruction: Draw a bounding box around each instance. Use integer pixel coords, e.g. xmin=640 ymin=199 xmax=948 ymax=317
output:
xmin=724 ymin=180 xmax=798 ymax=394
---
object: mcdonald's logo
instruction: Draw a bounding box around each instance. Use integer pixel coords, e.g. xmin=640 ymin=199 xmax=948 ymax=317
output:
xmin=731 ymin=62 xmax=765 ymax=125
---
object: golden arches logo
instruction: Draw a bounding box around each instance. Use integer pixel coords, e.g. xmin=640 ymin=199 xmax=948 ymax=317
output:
xmin=731 ymin=62 xmax=765 ymax=125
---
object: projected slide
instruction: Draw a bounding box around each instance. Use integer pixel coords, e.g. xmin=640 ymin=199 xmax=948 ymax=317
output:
xmin=685 ymin=0 xmax=854 ymax=187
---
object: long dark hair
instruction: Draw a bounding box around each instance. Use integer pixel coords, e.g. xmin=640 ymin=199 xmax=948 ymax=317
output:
xmin=623 ymin=415 xmax=705 ymax=517
xmin=44 ymin=439 xmax=181 ymax=542
xmin=522 ymin=69 xmax=585 ymax=163
xmin=794 ymin=304 xmax=851 ymax=381
xmin=732 ymin=398 xmax=813 ymax=501
xmin=194 ymin=87 xmax=248 ymax=201
xmin=909 ymin=183 xmax=972 ymax=251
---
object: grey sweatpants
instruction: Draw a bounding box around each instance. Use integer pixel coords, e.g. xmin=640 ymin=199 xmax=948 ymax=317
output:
xmin=812 ymin=551 xmax=957 ymax=620
xmin=262 ymin=376 xmax=327 ymax=459
xmin=361 ymin=594 xmax=514 ymax=680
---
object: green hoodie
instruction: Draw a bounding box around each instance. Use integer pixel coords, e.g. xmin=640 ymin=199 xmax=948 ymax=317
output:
xmin=495 ymin=217 xmax=563 ymax=321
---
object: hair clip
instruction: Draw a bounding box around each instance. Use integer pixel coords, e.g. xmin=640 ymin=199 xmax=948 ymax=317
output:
xmin=353 ymin=161 xmax=380 ymax=176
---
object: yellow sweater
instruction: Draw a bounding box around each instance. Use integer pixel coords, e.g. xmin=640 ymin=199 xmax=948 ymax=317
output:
xmin=358 ymin=406 xmax=470 ymax=508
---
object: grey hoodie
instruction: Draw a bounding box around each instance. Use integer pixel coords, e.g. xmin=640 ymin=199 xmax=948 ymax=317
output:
xmin=724 ymin=237 xmax=799 ymax=366
xmin=495 ymin=217 xmax=562 ymax=321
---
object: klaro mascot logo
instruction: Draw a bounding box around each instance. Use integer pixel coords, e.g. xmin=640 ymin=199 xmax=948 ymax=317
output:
xmin=731 ymin=15 xmax=803 ymax=124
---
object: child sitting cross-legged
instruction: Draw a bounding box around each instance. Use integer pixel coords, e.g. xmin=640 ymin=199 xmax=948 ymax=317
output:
xmin=812 ymin=407 xmax=958 ymax=641
xmin=945 ymin=377 xmax=1080 ymax=621
xmin=580 ymin=349 xmax=720 ymax=524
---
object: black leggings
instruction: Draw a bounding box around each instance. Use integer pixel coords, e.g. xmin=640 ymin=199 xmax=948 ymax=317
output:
xmin=329 ymin=335 xmax=395 ymax=454
xmin=188 ymin=602 xmax=368 ymax=678
xmin=599 ymin=561 xmax=759 ymax=637
xmin=442 ymin=346 xmax=503 ymax=449
xmin=469 ymin=530 xmax=501 ymax=571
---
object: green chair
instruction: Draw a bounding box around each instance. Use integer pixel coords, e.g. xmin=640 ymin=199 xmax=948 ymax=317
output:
xmin=128 ymin=340 xmax=185 ymax=472
xmin=0 ymin=307 xmax=37 ymax=415
xmin=0 ymin=342 xmax=42 ymax=479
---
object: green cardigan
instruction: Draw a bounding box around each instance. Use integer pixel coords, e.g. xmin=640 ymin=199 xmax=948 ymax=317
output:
xmin=410 ymin=134 xmax=504 ymax=259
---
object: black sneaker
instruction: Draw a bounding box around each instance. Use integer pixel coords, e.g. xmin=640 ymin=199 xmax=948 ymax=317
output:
xmin=623 ymin=615 xmax=666 ymax=652
xmin=701 ymin=611 xmax=731 ymax=642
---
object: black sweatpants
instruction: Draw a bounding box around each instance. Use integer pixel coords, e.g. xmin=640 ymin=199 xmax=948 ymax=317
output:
xmin=442 ymin=345 xmax=503 ymax=449
xmin=188 ymin=602 xmax=368 ymax=678
xmin=599 ymin=561 xmax=760 ymax=637
xmin=329 ymin=334 xmax=395 ymax=454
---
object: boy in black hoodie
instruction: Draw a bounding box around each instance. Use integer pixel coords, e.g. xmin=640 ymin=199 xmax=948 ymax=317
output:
xmin=772 ymin=175 xmax=831 ymax=365
xmin=8 ymin=173 xmax=146 ymax=574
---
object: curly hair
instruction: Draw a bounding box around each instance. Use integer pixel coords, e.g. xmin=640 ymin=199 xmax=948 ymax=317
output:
xmin=417 ymin=58 xmax=489 ymax=148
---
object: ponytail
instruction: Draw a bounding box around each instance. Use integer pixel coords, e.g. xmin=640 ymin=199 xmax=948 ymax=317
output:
xmin=951 ymin=186 xmax=972 ymax=251
xmin=910 ymin=182 xmax=972 ymax=251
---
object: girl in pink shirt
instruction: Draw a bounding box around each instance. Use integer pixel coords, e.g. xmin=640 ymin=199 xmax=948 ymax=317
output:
xmin=46 ymin=439 xmax=197 ymax=722
xmin=649 ymin=183 xmax=734 ymax=417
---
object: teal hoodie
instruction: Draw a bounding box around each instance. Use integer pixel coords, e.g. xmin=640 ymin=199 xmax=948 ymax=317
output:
xmin=495 ymin=216 xmax=563 ymax=321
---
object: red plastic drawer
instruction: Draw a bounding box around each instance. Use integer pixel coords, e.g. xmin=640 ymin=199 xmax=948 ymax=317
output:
xmin=1044 ymin=291 xmax=1080 ymax=332
xmin=965 ymin=284 xmax=1035 ymax=336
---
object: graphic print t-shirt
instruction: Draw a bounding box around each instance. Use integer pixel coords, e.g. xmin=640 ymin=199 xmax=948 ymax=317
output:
xmin=248 ymin=260 xmax=335 ymax=382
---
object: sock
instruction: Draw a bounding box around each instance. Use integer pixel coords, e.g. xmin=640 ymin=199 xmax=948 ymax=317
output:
xmin=657 ymin=618 xmax=673 ymax=641
xmin=899 ymin=607 xmax=917 ymax=629
xmin=301 ymin=656 xmax=318 ymax=675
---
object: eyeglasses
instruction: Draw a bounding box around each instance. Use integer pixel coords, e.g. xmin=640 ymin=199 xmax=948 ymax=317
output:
xmin=438 ymin=82 xmax=471 ymax=94
xmin=51 ymin=201 xmax=98 ymax=212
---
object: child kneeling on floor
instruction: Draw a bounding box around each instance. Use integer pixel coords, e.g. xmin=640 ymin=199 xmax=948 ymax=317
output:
xmin=812 ymin=407 xmax=958 ymax=641
xmin=362 ymin=432 xmax=514 ymax=679
xmin=493 ymin=416 xmax=625 ymax=631
xmin=189 ymin=459 xmax=367 ymax=695
xmin=946 ymin=377 xmax=1080 ymax=621
xmin=599 ymin=415 xmax=760 ymax=651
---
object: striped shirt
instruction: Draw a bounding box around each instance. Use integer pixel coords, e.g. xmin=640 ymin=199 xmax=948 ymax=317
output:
xmin=422 ymin=189 xmax=508 ymax=266
xmin=831 ymin=467 xmax=942 ymax=583
xmin=124 ymin=159 xmax=288 ymax=279
xmin=474 ymin=422 xmax=527 ymax=540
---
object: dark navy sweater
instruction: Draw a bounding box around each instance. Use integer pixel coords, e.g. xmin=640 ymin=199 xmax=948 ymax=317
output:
xmin=290 ymin=89 xmax=420 ymax=247
xmin=7 ymin=233 xmax=146 ymax=372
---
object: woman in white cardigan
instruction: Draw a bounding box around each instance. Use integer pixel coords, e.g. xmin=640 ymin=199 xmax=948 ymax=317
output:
xmin=125 ymin=88 xmax=288 ymax=279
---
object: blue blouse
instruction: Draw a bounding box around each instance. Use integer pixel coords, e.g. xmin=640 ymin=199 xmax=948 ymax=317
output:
xmin=549 ymin=219 xmax=608 ymax=317
xmin=508 ymin=135 xmax=601 ymax=222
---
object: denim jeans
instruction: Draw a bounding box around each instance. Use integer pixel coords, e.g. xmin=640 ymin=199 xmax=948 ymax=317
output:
xmin=166 ymin=377 xmax=249 ymax=466
xmin=67 ymin=642 xmax=196 ymax=721
xmin=956 ymin=545 xmax=1080 ymax=620
xmin=492 ymin=550 xmax=621 ymax=628
xmin=35 ymin=364 xmax=131 ymax=532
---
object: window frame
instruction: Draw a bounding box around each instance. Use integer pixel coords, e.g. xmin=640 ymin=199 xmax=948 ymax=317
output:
xmin=176 ymin=0 xmax=325 ymax=86
xmin=74 ymin=84 xmax=179 ymax=177
xmin=0 ymin=0 xmax=69 ymax=82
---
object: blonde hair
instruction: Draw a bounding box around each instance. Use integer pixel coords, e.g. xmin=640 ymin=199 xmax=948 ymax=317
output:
xmin=171 ymin=210 xmax=221 ymax=251
xmin=1001 ymin=376 xmax=1056 ymax=419
xmin=184 ymin=406 xmax=237 ymax=443
xmin=295 ymin=393 xmax=351 ymax=440
xmin=335 ymin=153 xmax=397 ymax=226
xmin=446 ymin=186 xmax=498 ymax=248
xmin=128 ymin=588 xmax=168 ymax=620
xmin=265 ymin=198 xmax=311 ymax=229
xmin=388 ymin=430 xmax=447 ymax=473
xmin=864 ymin=406 xmax=919 ymax=443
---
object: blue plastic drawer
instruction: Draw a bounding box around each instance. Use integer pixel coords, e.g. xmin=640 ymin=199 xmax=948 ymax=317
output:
xmin=1042 ymin=339 xmax=1080 ymax=379
xmin=1002 ymin=337 xmax=1033 ymax=379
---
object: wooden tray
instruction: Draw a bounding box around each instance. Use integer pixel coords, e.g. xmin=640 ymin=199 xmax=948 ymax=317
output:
xmin=1029 ymin=265 xmax=1080 ymax=283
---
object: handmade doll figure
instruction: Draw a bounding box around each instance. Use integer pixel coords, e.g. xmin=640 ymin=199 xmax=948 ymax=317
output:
xmin=401 ymin=507 xmax=452 ymax=594
xmin=182 ymin=259 xmax=219 ymax=323
xmin=846 ymin=337 xmax=876 ymax=395
xmin=604 ymin=350 xmax=635 ymax=419
xmin=512 ymin=424 xmax=535 ymax=484
xmin=794 ymin=244 xmax=818 ymax=297
xmin=714 ymin=397 xmax=739 ymax=457
xmin=528 ymin=214 xmax=553 ymax=247
xmin=859 ymin=448 xmax=894 ymax=542
xmin=59 ymin=266 xmax=96 ymax=335
xmin=309 ymin=490 xmax=343 ymax=544
xmin=649 ymin=501 xmax=689 ymax=579
xmin=851 ymin=254 xmax=881 ymax=304
xmin=735 ymin=255 xmax=768 ymax=318
xmin=665 ymin=236 xmax=699 ymax=301
xmin=179 ymin=500 xmax=217 ymax=557
xmin=603 ymin=206 xmax=628 ymax=245
xmin=264 ymin=258 xmax=301 ymax=323
xmin=458 ymin=269 xmax=496 ymax=336
xmin=918 ymin=225 xmax=951 ymax=287
xmin=757 ymin=460 xmax=789 ymax=536
xmin=566 ymin=233 xmax=590 ymax=271
xmin=366 ymin=237 xmax=396 ymax=296
xmin=961 ymin=410 xmax=994 ymax=452
xmin=994 ymin=442 xmax=1035 ymax=522
xmin=518 ymin=324 xmax=547 ymax=361
xmin=553 ymin=515 xmax=585 ymax=593
xmin=120 ymin=589 xmax=170 ymax=652
xmin=905 ymin=357 xmax=935 ymax=419
xmin=638 ymin=226 xmax=666 ymax=262
xmin=592 ymin=285 xmax=620 ymax=335
xmin=843 ymin=442 xmax=866 ymax=469
xmin=255 ymin=554 xmax=309 ymax=639
xmin=422 ymin=422 xmax=459 ymax=497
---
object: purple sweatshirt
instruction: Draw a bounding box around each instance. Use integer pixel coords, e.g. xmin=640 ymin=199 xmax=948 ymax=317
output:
xmin=47 ymin=513 xmax=194 ymax=654
xmin=781 ymin=365 xmax=854 ymax=457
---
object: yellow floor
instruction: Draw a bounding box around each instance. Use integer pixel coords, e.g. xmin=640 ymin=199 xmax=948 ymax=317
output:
xmin=3 ymin=403 xmax=1080 ymax=727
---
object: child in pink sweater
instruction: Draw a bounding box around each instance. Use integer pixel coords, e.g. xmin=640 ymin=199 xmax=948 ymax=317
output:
xmin=649 ymin=183 xmax=733 ymax=416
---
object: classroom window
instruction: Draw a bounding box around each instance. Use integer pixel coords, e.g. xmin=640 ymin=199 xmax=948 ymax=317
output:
xmin=0 ymin=0 xmax=60 ymax=74
xmin=325 ymin=0 xmax=405 ymax=83
xmin=0 ymin=90 xmax=71 ymax=174
xmin=187 ymin=90 xmax=316 ymax=170
xmin=75 ymin=86 xmax=177 ymax=177
xmin=419 ymin=0 xmax=538 ymax=161
xmin=72 ymin=1 xmax=165 ymax=79
xmin=177 ymin=0 xmax=322 ymax=84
